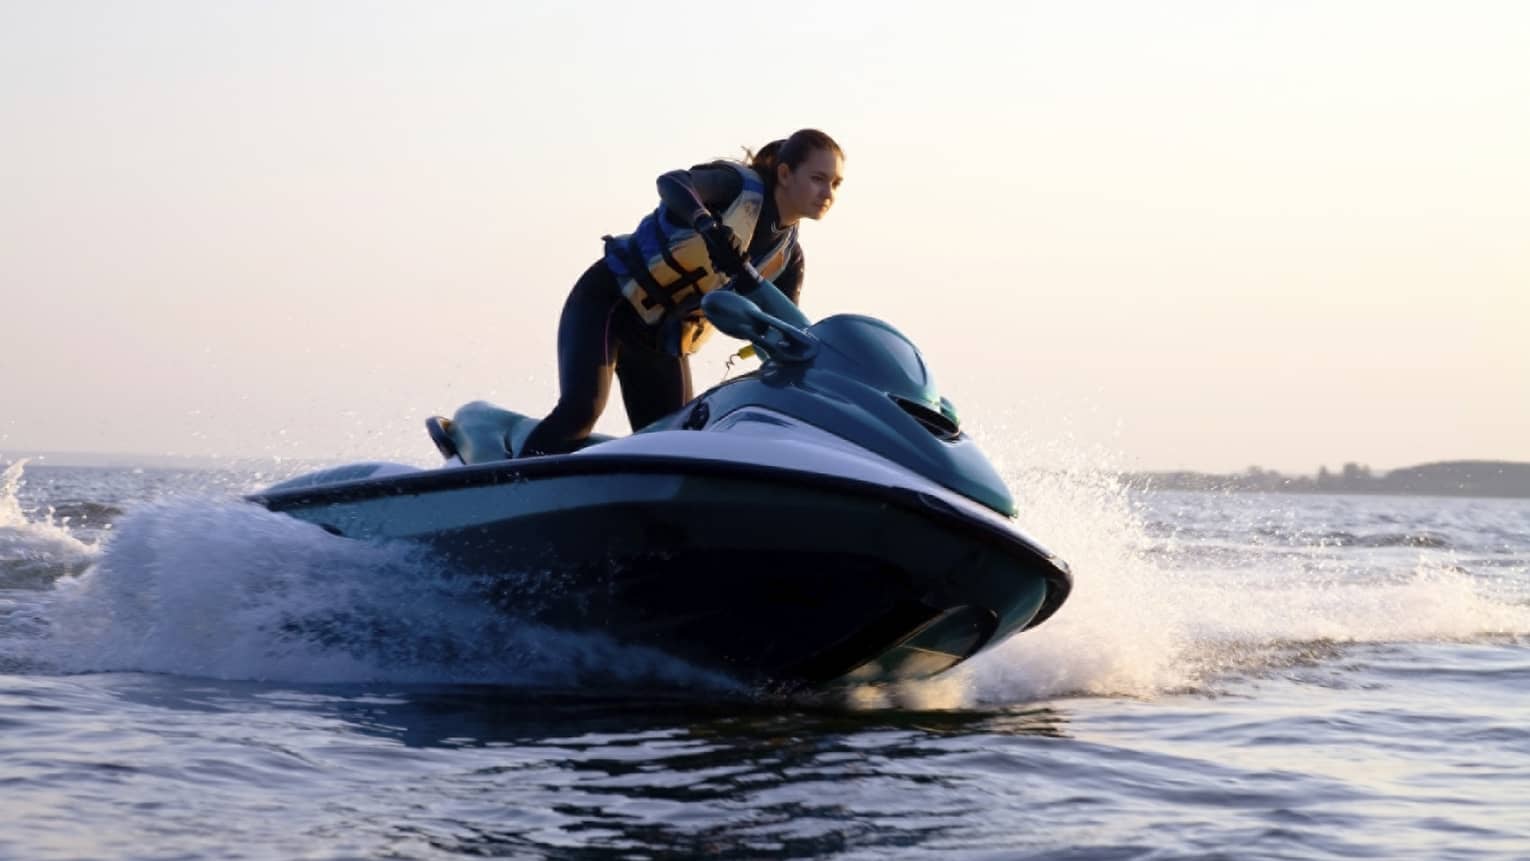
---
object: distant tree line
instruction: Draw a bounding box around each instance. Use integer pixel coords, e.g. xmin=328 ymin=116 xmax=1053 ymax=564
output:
xmin=1125 ymin=460 xmax=1530 ymax=498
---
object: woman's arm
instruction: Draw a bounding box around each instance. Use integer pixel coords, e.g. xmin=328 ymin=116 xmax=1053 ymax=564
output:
xmin=656 ymin=163 xmax=745 ymax=226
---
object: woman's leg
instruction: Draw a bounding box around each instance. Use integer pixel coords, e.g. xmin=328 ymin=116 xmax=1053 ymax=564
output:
xmin=614 ymin=347 xmax=694 ymax=433
xmin=518 ymin=262 xmax=625 ymax=457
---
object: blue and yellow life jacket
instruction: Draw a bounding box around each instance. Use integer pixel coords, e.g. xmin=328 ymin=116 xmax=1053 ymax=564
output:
xmin=604 ymin=163 xmax=797 ymax=336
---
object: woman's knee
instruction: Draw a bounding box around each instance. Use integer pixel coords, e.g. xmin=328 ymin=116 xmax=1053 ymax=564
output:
xmin=546 ymin=395 xmax=602 ymax=436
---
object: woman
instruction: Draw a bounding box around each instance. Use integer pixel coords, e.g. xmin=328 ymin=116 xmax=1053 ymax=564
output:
xmin=518 ymin=129 xmax=845 ymax=457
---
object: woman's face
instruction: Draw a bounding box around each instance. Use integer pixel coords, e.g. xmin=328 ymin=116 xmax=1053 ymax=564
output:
xmin=775 ymin=147 xmax=844 ymax=224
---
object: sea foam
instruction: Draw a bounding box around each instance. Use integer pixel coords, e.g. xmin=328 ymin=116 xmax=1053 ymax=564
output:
xmin=9 ymin=491 xmax=735 ymax=690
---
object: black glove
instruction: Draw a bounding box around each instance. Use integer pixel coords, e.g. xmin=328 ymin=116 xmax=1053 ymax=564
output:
xmin=693 ymin=214 xmax=746 ymax=279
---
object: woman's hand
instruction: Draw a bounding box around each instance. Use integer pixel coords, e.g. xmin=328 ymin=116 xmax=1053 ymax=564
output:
xmin=693 ymin=215 xmax=746 ymax=278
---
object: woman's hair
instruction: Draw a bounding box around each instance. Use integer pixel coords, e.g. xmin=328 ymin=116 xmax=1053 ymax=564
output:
xmin=746 ymin=129 xmax=843 ymax=188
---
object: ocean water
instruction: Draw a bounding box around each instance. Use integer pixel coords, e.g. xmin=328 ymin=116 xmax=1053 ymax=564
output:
xmin=1 ymin=455 xmax=1528 ymax=860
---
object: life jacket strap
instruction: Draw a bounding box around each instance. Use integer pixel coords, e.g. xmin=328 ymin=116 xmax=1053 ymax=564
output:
xmin=603 ymin=232 xmax=709 ymax=316
xmin=603 ymin=234 xmax=679 ymax=315
xmin=652 ymin=216 xmax=709 ymax=296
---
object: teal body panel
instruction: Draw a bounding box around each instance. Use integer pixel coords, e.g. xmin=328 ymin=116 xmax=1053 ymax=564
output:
xmin=645 ymin=314 xmax=1017 ymax=516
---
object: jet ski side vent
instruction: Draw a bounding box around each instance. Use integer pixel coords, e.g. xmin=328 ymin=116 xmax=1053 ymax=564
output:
xmin=891 ymin=395 xmax=961 ymax=441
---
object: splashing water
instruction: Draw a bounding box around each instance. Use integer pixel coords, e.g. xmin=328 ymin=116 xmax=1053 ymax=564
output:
xmin=0 ymin=459 xmax=98 ymax=587
xmin=942 ymin=435 xmax=1530 ymax=706
xmin=3 ymin=491 xmax=737 ymax=690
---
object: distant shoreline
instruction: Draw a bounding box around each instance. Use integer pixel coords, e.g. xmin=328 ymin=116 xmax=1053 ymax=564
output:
xmin=6 ymin=451 xmax=1529 ymax=500
xmin=1125 ymin=460 xmax=1530 ymax=499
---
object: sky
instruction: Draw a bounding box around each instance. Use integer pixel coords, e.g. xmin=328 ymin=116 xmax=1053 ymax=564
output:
xmin=1 ymin=0 xmax=1526 ymax=473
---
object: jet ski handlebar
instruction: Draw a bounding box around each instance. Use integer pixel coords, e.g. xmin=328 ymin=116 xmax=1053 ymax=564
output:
xmin=727 ymin=262 xmax=812 ymax=331
xmin=702 ymin=288 xmax=818 ymax=364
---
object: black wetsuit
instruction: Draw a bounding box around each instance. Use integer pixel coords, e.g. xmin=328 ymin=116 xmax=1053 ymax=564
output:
xmin=518 ymin=164 xmax=805 ymax=458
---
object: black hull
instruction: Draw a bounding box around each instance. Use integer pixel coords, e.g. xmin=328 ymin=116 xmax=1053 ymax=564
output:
xmin=253 ymin=456 xmax=1071 ymax=688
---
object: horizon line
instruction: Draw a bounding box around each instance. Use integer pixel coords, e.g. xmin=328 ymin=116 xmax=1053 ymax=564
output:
xmin=4 ymin=447 xmax=1525 ymax=476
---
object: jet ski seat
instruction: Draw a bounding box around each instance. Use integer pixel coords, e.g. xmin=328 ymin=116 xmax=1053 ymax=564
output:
xmin=426 ymin=401 xmax=616 ymax=464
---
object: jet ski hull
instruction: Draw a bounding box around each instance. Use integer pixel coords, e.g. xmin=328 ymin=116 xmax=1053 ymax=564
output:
xmin=251 ymin=454 xmax=1071 ymax=688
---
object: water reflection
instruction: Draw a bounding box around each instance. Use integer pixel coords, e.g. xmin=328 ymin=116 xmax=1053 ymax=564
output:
xmin=338 ymin=687 xmax=1069 ymax=858
xmin=315 ymin=684 xmax=1072 ymax=748
xmin=103 ymin=676 xmax=1072 ymax=858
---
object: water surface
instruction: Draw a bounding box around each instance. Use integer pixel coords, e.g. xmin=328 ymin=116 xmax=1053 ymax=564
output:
xmin=2 ymin=459 xmax=1527 ymax=859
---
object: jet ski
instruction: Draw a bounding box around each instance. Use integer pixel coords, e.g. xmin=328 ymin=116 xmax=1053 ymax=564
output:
xmin=250 ymin=275 xmax=1072 ymax=689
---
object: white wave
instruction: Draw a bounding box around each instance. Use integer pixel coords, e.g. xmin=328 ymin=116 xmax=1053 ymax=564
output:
xmin=12 ymin=496 xmax=737 ymax=689
xmin=0 ymin=459 xmax=99 ymax=585
xmin=920 ymin=434 xmax=1530 ymax=706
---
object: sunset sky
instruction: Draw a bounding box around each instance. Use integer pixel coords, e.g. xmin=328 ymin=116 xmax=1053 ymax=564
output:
xmin=2 ymin=1 xmax=1526 ymax=473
